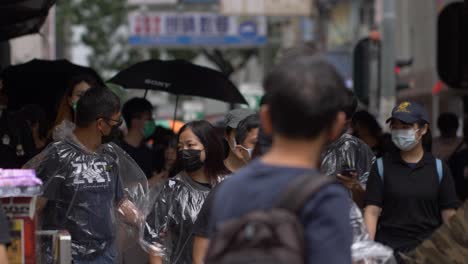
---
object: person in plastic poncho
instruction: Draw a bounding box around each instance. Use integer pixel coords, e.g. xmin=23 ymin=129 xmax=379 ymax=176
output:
xmin=26 ymin=87 xmax=148 ymax=263
xmin=321 ymin=89 xmax=375 ymax=208
xmin=147 ymin=120 xmax=230 ymax=264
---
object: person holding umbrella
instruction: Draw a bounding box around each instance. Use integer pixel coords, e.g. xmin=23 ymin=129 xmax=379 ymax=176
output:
xmin=146 ymin=120 xmax=230 ymax=264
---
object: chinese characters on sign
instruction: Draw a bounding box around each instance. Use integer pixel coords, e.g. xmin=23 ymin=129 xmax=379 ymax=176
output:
xmin=128 ymin=12 xmax=267 ymax=47
xmin=220 ymin=0 xmax=314 ymax=16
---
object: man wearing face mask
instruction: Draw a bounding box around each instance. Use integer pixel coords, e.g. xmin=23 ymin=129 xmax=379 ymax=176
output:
xmin=191 ymin=114 xmax=259 ymax=264
xmin=364 ymin=101 xmax=460 ymax=263
xmin=121 ymin=98 xmax=159 ymax=180
xmin=26 ymin=86 xmax=147 ymax=263
xmin=223 ymin=108 xmax=255 ymax=172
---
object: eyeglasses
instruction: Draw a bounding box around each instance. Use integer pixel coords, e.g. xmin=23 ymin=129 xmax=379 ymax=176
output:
xmin=98 ymin=116 xmax=124 ymax=127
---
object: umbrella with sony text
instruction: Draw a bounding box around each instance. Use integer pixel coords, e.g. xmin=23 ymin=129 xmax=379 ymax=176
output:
xmin=108 ymin=59 xmax=248 ymax=128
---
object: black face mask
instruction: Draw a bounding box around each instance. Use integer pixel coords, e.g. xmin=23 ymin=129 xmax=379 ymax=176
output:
xmin=178 ymin=149 xmax=204 ymax=173
xmin=101 ymin=125 xmax=121 ymax=144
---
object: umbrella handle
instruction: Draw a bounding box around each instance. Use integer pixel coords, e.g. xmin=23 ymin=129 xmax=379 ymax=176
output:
xmin=173 ymin=96 xmax=179 ymax=131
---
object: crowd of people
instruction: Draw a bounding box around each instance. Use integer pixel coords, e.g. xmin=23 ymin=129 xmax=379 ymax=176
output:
xmin=0 ymin=51 xmax=466 ymax=264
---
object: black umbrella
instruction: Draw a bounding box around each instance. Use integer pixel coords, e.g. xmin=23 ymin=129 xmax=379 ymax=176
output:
xmin=0 ymin=0 xmax=56 ymax=41
xmin=108 ymin=59 xmax=248 ymax=103
xmin=109 ymin=59 xmax=248 ymax=124
xmin=2 ymin=59 xmax=103 ymax=130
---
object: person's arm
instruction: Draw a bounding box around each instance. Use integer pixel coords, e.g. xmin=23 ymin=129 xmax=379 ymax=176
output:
xmin=192 ymin=236 xmax=209 ymax=264
xmin=149 ymin=255 xmax=163 ymax=264
xmin=438 ymin=161 xmax=461 ymax=224
xmin=441 ymin=209 xmax=456 ymax=224
xmin=0 ymin=245 xmax=8 ymax=264
xmin=363 ymin=205 xmax=381 ymax=240
xmin=362 ymin=161 xmax=384 ymax=240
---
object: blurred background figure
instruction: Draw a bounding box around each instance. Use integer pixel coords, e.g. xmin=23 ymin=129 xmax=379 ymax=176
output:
xmin=433 ymin=112 xmax=464 ymax=161
xmin=121 ymin=98 xmax=158 ymax=180
xmin=448 ymin=119 xmax=468 ymax=201
xmin=52 ymin=74 xmax=99 ymax=133
xmin=223 ymin=108 xmax=255 ymax=172
xmin=351 ymin=110 xmax=397 ymax=157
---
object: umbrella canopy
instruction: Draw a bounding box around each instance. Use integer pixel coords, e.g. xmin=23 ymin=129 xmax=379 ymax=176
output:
xmin=0 ymin=0 xmax=56 ymax=41
xmin=155 ymin=119 xmax=185 ymax=134
xmin=2 ymin=59 xmax=103 ymax=129
xmin=108 ymin=59 xmax=248 ymax=105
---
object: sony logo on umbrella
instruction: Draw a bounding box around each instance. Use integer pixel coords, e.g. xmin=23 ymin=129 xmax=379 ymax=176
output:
xmin=144 ymin=79 xmax=171 ymax=88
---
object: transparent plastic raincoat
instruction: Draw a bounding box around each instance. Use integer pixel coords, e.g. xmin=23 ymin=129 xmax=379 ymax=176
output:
xmin=146 ymin=173 xmax=213 ymax=264
xmin=322 ymin=133 xmax=375 ymax=187
xmin=24 ymin=122 xmax=161 ymax=260
xmin=350 ymin=202 xmax=396 ymax=263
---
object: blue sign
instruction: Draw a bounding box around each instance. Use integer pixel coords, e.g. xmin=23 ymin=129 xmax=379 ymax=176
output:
xmin=128 ymin=12 xmax=267 ymax=47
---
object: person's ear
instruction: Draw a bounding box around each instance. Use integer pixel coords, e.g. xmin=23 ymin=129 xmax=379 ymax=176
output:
xmin=329 ymin=112 xmax=347 ymax=141
xmin=420 ymin=124 xmax=429 ymax=136
xmin=260 ymin=105 xmax=273 ymax=135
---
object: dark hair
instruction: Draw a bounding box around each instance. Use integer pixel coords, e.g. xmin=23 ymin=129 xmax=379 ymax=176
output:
xmin=122 ymin=98 xmax=154 ymax=129
xmin=352 ymin=110 xmax=382 ymax=136
xmin=437 ymin=112 xmax=459 ymax=137
xmin=235 ymin=114 xmax=260 ymax=146
xmin=177 ymin=120 xmax=230 ymax=184
xmin=342 ymin=89 xmax=358 ymax=120
xmin=263 ymin=55 xmax=347 ymax=139
xmin=54 ymin=74 xmax=100 ymax=127
xmin=75 ymin=86 xmax=121 ymax=128
xmin=417 ymin=120 xmax=432 ymax=152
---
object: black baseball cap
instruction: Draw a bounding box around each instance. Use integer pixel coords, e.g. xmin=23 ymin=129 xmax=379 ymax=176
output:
xmin=386 ymin=101 xmax=430 ymax=124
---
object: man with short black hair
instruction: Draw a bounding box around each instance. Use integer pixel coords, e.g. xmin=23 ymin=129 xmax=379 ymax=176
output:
xmin=121 ymin=98 xmax=158 ymax=179
xmin=27 ymin=86 xmax=144 ymax=263
xmin=208 ymin=55 xmax=352 ymax=264
xmin=321 ymin=89 xmax=375 ymax=208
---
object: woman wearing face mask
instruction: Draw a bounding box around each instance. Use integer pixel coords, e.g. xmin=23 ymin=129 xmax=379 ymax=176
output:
xmin=147 ymin=120 xmax=230 ymax=264
xmin=50 ymin=74 xmax=99 ymax=140
xmin=364 ymin=101 xmax=460 ymax=263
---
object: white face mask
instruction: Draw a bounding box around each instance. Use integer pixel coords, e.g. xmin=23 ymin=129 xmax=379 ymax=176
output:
xmin=391 ymin=129 xmax=419 ymax=151
xmin=237 ymin=145 xmax=254 ymax=161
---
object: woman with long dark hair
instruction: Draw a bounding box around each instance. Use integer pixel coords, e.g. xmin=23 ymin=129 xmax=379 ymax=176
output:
xmin=147 ymin=120 xmax=230 ymax=264
xmin=364 ymin=101 xmax=459 ymax=263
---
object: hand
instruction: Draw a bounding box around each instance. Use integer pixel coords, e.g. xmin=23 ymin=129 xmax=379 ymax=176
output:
xmin=336 ymin=172 xmax=361 ymax=190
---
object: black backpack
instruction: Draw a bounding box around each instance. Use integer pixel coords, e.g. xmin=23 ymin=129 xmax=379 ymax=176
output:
xmin=205 ymin=174 xmax=334 ymax=264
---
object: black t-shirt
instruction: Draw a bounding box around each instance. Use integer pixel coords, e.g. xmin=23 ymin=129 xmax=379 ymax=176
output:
xmin=0 ymin=204 xmax=10 ymax=245
xmin=448 ymin=148 xmax=468 ymax=201
xmin=37 ymin=141 xmax=125 ymax=259
xmin=365 ymin=152 xmax=460 ymax=251
xmin=192 ymin=186 xmax=218 ymax=237
xmin=120 ymin=141 xmax=157 ymax=179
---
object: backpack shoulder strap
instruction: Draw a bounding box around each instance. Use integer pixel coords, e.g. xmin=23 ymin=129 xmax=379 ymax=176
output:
xmin=276 ymin=173 xmax=334 ymax=213
xmin=436 ymin=158 xmax=443 ymax=183
xmin=377 ymin=157 xmax=384 ymax=182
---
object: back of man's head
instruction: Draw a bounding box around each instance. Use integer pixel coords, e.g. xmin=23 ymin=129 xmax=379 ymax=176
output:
xmin=263 ymin=55 xmax=346 ymax=139
xmin=437 ymin=112 xmax=459 ymax=137
xmin=235 ymin=114 xmax=260 ymax=146
xmin=75 ymin=86 xmax=121 ymax=128
xmin=122 ymin=97 xmax=154 ymax=129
